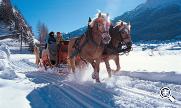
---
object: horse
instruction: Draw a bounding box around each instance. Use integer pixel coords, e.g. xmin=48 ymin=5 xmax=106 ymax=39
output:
xmin=102 ymin=21 xmax=132 ymax=77
xmin=68 ymin=12 xmax=111 ymax=82
xmin=34 ymin=45 xmax=42 ymax=67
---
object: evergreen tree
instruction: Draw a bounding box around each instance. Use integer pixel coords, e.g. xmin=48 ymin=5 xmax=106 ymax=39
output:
xmin=0 ymin=0 xmax=35 ymax=51
xmin=1 ymin=0 xmax=14 ymax=23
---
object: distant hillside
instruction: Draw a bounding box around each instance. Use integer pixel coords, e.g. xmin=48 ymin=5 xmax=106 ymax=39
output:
xmin=65 ymin=0 xmax=181 ymax=41
xmin=113 ymin=0 xmax=181 ymax=41
xmin=63 ymin=26 xmax=87 ymax=40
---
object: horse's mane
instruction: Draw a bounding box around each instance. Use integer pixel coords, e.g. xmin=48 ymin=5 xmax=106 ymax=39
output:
xmin=115 ymin=20 xmax=131 ymax=31
xmin=89 ymin=12 xmax=111 ymax=28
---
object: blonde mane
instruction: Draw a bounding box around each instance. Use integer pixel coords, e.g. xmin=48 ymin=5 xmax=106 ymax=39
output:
xmin=89 ymin=12 xmax=111 ymax=28
xmin=115 ymin=20 xmax=131 ymax=31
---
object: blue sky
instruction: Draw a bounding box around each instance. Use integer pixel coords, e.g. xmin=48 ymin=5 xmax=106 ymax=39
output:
xmin=11 ymin=0 xmax=146 ymax=35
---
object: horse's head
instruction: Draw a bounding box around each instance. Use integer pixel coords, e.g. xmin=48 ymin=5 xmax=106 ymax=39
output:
xmin=89 ymin=12 xmax=111 ymax=45
xmin=111 ymin=21 xmax=132 ymax=52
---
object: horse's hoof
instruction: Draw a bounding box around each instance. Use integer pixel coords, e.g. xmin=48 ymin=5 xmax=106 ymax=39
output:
xmin=96 ymin=79 xmax=101 ymax=83
xmin=71 ymin=72 xmax=78 ymax=80
xmin=113 ymin=70 xmax=117 ymax=73
xmin=92 ymin=72 xmax=96 ymax=79
xmin=112 ymin=69 xmax=119 ymax=73
xmin=108 ymin=73 xmax=112 ymax=78
xmin=115 ymin=68 xmax=121 ymax=72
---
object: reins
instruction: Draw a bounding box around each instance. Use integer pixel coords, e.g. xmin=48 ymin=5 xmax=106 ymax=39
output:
xmin=70 ymin=26 xmax=104 ymax=59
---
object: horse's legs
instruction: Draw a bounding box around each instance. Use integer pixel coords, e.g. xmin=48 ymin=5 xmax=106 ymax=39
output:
xmin=91 ymin=61 xmax=97 ymax=79
xmin=68 ymin=58 xmax=76 ymax=73
xmin=44 ymin=63 xmax=47 ymax=70
xmin=76 ymin=59 xmax=87 ymax=72
xmin=91 ymin=60 xmax=100 ymax=82
xmin=95 ymin=61 xmax=101 ymax=82
xmin=34 ymin=48 xmax=39 ymax=65
xmin=114 ymin=54 xmax=120 ymax=72
xmin=104 ymin=58 xmax=112 ymax=78
xmin=35 ymin=54 xmax=40 ymax=66
xmin=68 ymin=39 xmax=80 ymax=74
xmin=35 ymin=56 xmax=38 ymax=65
xmin=40 ymin=59 xmax=43 ymax=67
xmin=36 ymin=57 xmax=41 ymax=68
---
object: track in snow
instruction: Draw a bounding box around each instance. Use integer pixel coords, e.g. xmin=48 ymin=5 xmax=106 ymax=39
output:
xmin=27 ymin=72 xmax=115 ymax=108
xmin=26 ymin=71 xmax=181 ymax=108
xmin=10 ymin=54 xmax=181 ymax=108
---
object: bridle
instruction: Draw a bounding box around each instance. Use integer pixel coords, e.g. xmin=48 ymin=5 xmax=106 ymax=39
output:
xmin=70 ymin=18 xmax=111 ymax=59
xmin=94 ymin=20 xmax=105 ymax=33
xmin=119 ymin=27 xmax=131 ymax=41
xmin=118 ymin=27 xmax=133 ymax=54
xmin=70 ymin=25 xmax=104 ymax=59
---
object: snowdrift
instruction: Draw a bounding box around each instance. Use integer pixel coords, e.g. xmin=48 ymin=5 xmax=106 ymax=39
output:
xmin=0 ymin=44 xmax=17 ymax=80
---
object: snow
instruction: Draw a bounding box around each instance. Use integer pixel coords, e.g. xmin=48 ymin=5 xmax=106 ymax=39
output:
xmin=105 ymin=41 xmax=181 ymax=73
xmin=0 ymin=39 xmax=44 ymax=108
xmin=0 ymin=67 xmax=17 ymax=80
xmin=0 ymin=44 xmax=17 ymax=79
xmin=0 ymin=79 xmax=32 ymax=108
xmin=33 ymin=38 xmax=39 ymax=44
xmin=0 ymin=44 xmax=11 ymax=59
xmin=12 ymin=8 xmax=17 ymax=13
xmin=0 ymin=50 xmax=7 ymax=59
xmin=117 ymin=51 xmax=181 ymax=72
xmin=0 ymin=38 xmax=181 ymax=108
xmin=0 ymin=52 xmax=45 ymax=108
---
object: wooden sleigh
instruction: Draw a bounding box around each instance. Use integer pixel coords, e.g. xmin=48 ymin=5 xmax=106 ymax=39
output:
xmin=57 ymin=41 xmax=69 ymax=64
xmin=57 ymin=40 xmax=83 ymax=66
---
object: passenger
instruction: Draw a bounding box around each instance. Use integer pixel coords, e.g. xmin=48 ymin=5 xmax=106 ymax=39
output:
xmin=56 ymin=32 xmax=65 ymax=66
xmin=47 ymin=31 xmax=57 ymax=66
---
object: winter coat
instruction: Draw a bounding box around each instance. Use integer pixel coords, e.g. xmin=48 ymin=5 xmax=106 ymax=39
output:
xmin=47 ymin=36 xmax=57 ymax=62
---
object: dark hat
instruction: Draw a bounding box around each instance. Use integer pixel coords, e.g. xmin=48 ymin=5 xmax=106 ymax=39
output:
xmin=57 ymin=32 xmax=61 ymax=35
xmin=49 ymin=32 xmax=54 ymax=36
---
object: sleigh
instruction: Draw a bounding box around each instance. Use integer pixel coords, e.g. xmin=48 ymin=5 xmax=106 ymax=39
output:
xmin=57 ymin=41 xmax=69 ymax=64
xmin=57 ymin=40 xmax=83 ymax=64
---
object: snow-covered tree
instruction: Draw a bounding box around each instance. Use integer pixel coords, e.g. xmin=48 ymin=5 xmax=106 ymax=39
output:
xmin=0 ymin=0 xmax=14 ymax=23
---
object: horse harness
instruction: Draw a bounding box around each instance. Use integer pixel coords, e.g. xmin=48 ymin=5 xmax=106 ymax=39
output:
xmin=70 ymin=27 xmax=103 ymax=59
xmin=103 ymin=27 xmax=133 ymax=55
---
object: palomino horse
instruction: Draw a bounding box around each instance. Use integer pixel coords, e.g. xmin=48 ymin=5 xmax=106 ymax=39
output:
xmin=34 ymin=45 xmax=42 ymax=67
xmin=102 ymin=21 xmax=132 ymax=77
xmin=68 ymin=12 xmax=111 ymax=82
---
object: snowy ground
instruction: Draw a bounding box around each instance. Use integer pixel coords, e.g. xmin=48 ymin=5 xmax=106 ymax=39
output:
xmin=0 ymin=38 xmax=181 ymax=108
